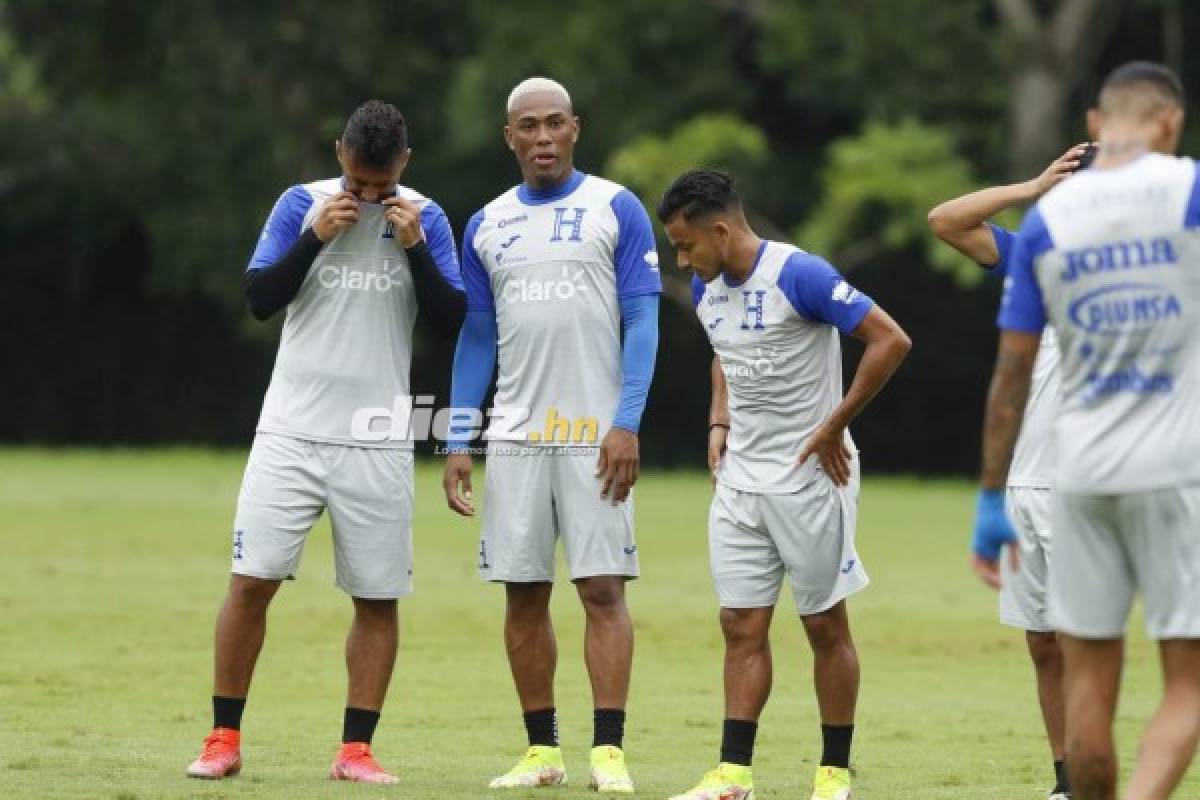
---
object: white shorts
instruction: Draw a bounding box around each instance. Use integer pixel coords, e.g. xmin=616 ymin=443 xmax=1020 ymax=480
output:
xmin=1000 ymin=487 xmax=1054 ymax=632
xmin=232 ymin=433 xmax=414 ymax=599
xmin=709 ymin=461 xmax=867 ymax=614
xmin=479 ymin=445 xmax=638 ymax=582
xmin=1049 ymin=486 xmax=1200 ymax=640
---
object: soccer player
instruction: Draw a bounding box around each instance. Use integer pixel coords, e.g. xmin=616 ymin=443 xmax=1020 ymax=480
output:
xmin=979 ymin=61 xmax=1200 ymax=800
xmin=658 ymin=170 xmax=911 ymax=800
xmin=928 ymin=142 xmax=1091 ymax=800
xmin=186 ymin=101 xmax=464 ymax=784
xmin=442 ymin=77 xmax=660 ymax=793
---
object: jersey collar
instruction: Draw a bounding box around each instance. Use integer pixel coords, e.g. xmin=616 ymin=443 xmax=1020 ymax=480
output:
xmin=517 ymin=170 xmax=586 ymax=205
xmin=723 ymin=240 xmax=769 ymax=289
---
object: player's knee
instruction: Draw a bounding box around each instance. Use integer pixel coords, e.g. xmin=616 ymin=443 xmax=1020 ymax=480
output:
xmin=801 ymin=608 xmax=849 ymax=652
xmin=228 ymin=574 xmax=280 ymax=609
xmin=576 ymin=578 xmax=626 ymax=615
xmin=1026 ymin=631 xmax=1061 ymax=671
xmin=719 ymin=608 xmax=768 ymax=650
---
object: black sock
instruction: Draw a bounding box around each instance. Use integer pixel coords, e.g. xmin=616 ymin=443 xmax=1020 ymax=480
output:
xmin=524 ymin=708 xmax=558 ymax=747
xmin=342 ymin=707 xmax=381 ymax=744
xmin=593 ymin=708 xmax=626 ymax=748
xmin=212 ymin=695 xmax=246 ymax=731
xmin=1053 ymin=759 xmax=1070 ymax=794
xmin=719 ymin=719 xmax=758 ymax=766
xmin=820 ymin=724 xmax=854 ymax=769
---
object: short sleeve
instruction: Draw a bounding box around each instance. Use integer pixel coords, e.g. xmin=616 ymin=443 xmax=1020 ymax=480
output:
xmin=419 ymin=200 xmax=463 ymax=290
xmin=1185 ymin=160 xmax=1200 ymax=229
xmin=247 ymin=185 xmax=314 ymax=271
xmin=691 ymin=276 xmax=707 ymax=308
xmin=611 ymin=190 xmax=663 ymax=298
xmin=997 ymin=207 xmax=1053 ymax=333
xmin=776 ymin=253 xmax=875 ymax=335
xmin=985 ymin=223 xmax=1016 ymax=277
xmin=460 ymin=211 xmax=495 ymax=312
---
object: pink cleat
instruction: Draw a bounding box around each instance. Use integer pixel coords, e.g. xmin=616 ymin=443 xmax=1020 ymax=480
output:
xmin=186 ymin=727 xmax=242 ymax=779
xmin=330 ymin=742 xmax=399 ymax=784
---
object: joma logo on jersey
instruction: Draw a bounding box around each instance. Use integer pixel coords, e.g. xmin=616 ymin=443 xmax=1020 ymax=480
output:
xmin=319 ymin=261 xmax=406 ymax=292
xmin=1061 ymin=237 xmax=1177 ymax=282
xmin=526 ymin=407 xmax=600 ymax=444
xmin=1067 ymin=283 xmax=1182 ymax=335
xmin=503 ymin=266 xmax=589 ymax=303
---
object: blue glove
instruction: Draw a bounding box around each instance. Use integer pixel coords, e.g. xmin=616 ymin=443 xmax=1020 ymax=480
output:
xmin=973 ymin=488 xmax=1017 ymax=561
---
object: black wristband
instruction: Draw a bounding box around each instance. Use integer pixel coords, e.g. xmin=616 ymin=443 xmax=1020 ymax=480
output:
xmin=709 ymin=422 xmax=730 ymax=431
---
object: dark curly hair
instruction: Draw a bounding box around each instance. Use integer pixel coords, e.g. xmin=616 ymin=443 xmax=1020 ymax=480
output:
xmin=342 ymin=101 xmax=408 ymax=169
xmin=657 ymin=169 xmax=740 ymax=224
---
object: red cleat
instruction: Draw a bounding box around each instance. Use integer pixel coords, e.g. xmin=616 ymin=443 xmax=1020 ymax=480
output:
xmin=186 ymin=727 xmax=242 ymax=779
xmin=330 ymin=742 xmax=399 ymax=784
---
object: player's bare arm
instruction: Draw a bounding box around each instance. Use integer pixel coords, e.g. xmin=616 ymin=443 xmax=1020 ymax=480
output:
xmin=313 ymin=191 xmax=361 ymax=242
xmin=799 ymin=306 xmax=911 ymax=486
xmin=980 ymin=331 xmax=1040 ymax=492
xmin=927 ymin=144 xmax=1088 ymax=265
xmin=708 ymin=355 xmax=729 ymax=482
xmin=443 ymin=453 xmax=475 ymax=517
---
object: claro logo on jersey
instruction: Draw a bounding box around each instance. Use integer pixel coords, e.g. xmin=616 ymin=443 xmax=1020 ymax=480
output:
xmin=318 ymin=259 xmax=408 ymax=292
xmin=503 ymin=265 xmax=589 ymax=303
xmin=1067 ymin=282 xmax=1183 ymax=335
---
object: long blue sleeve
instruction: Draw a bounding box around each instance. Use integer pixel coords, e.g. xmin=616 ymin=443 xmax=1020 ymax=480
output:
xmin=612 ymin=293 xmax=660 ymax=433
xmin=447 ymin=309 xmax=498 ymax=452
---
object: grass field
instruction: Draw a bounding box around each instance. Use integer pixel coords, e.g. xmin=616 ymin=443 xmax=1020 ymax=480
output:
xmin=0 ymin=450 xmax=1195 ymax=799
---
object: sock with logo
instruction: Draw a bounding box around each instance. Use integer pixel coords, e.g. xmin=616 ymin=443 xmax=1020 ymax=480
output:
xmin=524 ymin=708 xmax=559 ymax=747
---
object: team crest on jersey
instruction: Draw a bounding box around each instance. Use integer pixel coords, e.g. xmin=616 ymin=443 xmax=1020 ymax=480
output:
xmin=550 ymin=207 xmax=587 ymax=242
xmin=741 ymin=290 xmax=766 ymax=330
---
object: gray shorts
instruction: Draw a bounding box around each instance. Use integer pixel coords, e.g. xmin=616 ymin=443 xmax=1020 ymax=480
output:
xmin=479 ymin=445 xmax=638 ymax=582
xmin=1049 ymin=485 xmax=1200 ymax=639
xmin=1000 ymin=487 xmax=1054 ymax=632
xmin=709 ymin=462 xmax=868 ymax=614
xmin=232 ymin=433 xmax=414 ymax=599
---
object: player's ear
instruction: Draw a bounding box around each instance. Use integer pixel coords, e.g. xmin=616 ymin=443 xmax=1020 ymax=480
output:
xmin=504 ymin=125 xmax=515 ymax=152
xmin=1086 ymin=109 xmax=1102 ymax=142
xmin=571 ymin=116 xmax=581 ymax=144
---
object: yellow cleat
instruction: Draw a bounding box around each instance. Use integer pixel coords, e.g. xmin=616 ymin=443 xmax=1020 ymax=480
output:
xmin=810 ymin=765 xmax=852 ymax=800
xmin=488 ymin=745 xmax=567 ymax=789
xmin=669 ymin=763 xmax=754 ymax=799
xmin=588 ymin=745 xmax=634 ymax=793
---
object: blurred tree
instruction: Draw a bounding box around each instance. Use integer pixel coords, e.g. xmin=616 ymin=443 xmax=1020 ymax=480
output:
xmin=797 ymin=119 xmax=1005 ymax=286
xmin=993 ymin=0 xmax=1127 ymax=177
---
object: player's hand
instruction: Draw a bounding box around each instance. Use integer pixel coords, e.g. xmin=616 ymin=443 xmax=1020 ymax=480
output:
xmin=313 ymin=192 xmax=360 ymax=242
xmin=707 ymin=424 xmax=728 ymax=486
xmin=798 ymin=420 xmax=852 ymax=487
xmin=382 ymin=197 xmax=424 ymax=248
xmin=970 ymin=488 xmax=1019 ymax=589
xmin=596 ymin=427 xmax=639 ymax=504
xmin=443 ymin=453 xmax=475 ymax=516
xmin=1031 ymin=143 xmax=1090 ymax=196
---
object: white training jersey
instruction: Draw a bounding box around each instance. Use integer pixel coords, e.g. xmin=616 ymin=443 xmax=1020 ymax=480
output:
xmin=693 ymin=240 xmax=874 ymax=494
xmin=247 ymin=178 xmax=462 ymax=448
xmin=1000 ymin=153 xmax=1200 ymax=492
xmin=460 ymin=170 xmax=661 ymax=444
xmin=989 ymin=225 xmax=1059 ymax=489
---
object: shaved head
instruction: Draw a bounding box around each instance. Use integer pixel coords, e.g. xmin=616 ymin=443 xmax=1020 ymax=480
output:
xmin=1098 ymin=61 xmax=1184 ymax=120
xmin=506 ymin=77 xmax=572 ymax=116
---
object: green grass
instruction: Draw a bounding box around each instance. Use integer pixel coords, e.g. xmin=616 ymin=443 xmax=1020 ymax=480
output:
xmin=0 ymin=449 xmax=1195 ymax=799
